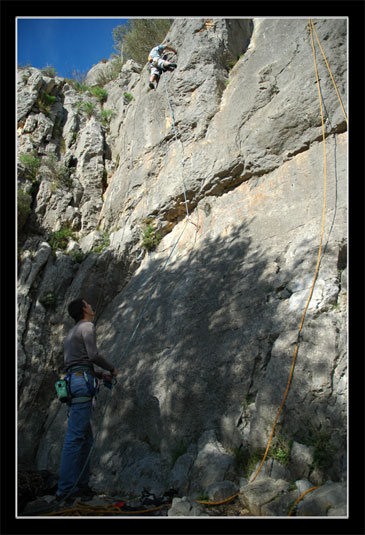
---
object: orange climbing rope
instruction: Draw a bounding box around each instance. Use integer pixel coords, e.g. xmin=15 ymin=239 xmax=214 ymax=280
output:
xmin=310 ymin=21 xmax=348 ymax=124
xmin=197 ymin=492 xmax=240 ymax=506
xmin=40 ymin=501 xmax=172 ymax=516
xmin=39 ymin=493 xmax=241 ymax=516
xmin=287 ymin=486 xmax=320 ymax=517
xmin=250 ymin=18 xmax=347 ymax=486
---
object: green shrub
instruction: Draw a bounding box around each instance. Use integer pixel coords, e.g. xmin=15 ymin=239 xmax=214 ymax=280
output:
xmin=41 ymin=65 xmax=57 ymax=77
xmin=75 ymin=101 xmax=84 ymax=116
xmin=18 ymin=152 xmax=40 ymax=180
xmin=91 ymin=232 xmax=110 ymax=254
xmin=48 ymin=225 xmax=76 ymax=251
xmin=73 ymin=81 xmax=89 ymax=93
xmin=124 ymin=92 xmax=133 ymax=102
xmin=89 ymin=86 xmax=108 ymax=103
xmin=141 ymin=222 xmax=161 ymax=251
xmin=170 ymin=441 xmax=188 ymax=468
xmin=17 ymin=187 xmax=32 ymax=232
xmin=96 ymin=57 xmax=124 ymax=86
xmin=100 ymin=109 xmax=115 ymax=127
xmin=112 ymin=19 xmax=173 ymax=65
xmin=312 ymin=432 xmax=336 ymax=470
xmin=40 ymin=91 xmax=57 ymax=106
xmin=52 ymin=116 xmax=63 ymax=138
xmin=41 ymin=154 xmax=71 ymax=189
xmin=39 ymin=291 xmax=57 ymax=309
xmin=71 ymin=69 xmax=88 ymax=85
xmin=69 ymin=250 xmax=85 ymax=263
xmin=226 ymin=56 xmax=241 ymax=71
xmin=83 ymin=101 xmax=96 ymax=119
xmin=294 ymin=427 xmax=336 ymax=472
xmin=36 ymin=90 xmax=57 ymax=116
xmin=196 ymin=494 xmax=209 ymax=501
xmin=69 ymin=130 xmax=79 ymax=146
xmin=270 ymin=436 xmax=293 ymax=467
xmin=232 ymin=446 xmax=248 ymax=474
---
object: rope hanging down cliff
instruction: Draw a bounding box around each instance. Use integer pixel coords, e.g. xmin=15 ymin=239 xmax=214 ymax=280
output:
xmin=162 ymin=73 xmax=191 ymax=219
xmin=250 ymin=18 xmax=348 ymax=488
xmin=38 ymin=67 xmax=195 ymax=516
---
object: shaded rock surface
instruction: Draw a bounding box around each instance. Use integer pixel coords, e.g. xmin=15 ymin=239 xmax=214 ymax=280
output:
xmin=17 ymin=18 xmax=347 ymax=516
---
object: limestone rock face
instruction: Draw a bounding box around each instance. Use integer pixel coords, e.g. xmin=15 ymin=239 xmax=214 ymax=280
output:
xmin=17 ymin=18 xmax=347 ymax=511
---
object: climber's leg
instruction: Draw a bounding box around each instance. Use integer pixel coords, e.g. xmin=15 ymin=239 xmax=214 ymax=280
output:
xmin=149 ymin=65 xmax=160 ymax=89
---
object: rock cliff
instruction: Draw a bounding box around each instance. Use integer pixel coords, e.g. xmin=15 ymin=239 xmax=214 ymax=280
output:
xmin=17 ymin=18 xmax=347 ymax=515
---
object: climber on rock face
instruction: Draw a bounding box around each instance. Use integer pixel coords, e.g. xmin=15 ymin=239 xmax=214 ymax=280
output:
xmin=148 ymin=43 xmax=177 ymax=89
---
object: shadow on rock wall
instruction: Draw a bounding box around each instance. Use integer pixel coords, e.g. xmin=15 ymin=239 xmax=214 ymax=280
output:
xmin=85 ymin=213 xmax=345 ymax=493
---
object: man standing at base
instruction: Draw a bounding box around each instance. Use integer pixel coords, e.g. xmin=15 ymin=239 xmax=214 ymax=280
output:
xmin=55 ymin=298 xmax=118 ymax=501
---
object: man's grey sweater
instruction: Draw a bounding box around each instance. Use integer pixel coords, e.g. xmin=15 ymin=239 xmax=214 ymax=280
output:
xmin=64 ymin=321 xmax=114 ymax=377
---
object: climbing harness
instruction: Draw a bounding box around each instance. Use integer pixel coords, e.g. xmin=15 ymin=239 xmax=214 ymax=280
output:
xmin=250 ymin=19 xmax=348 ymax=495
xmin=54 ymin=366 xmax=100 ymax=406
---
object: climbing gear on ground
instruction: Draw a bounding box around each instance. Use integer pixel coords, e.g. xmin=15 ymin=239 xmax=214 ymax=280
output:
xmin=39 ymin=488 xmax=238 ymax=516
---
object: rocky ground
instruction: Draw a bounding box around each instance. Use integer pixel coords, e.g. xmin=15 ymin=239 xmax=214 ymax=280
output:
xmin=19 ymin=449 xmax=347 ymax=517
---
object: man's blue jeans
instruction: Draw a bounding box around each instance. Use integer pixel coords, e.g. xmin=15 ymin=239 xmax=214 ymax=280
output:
xmin=57 ymin=372 xmax=94 ymax=496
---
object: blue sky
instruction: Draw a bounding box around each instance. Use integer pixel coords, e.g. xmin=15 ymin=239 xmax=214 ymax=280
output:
xmin=17 ymin=18 xmax=129 ymax=79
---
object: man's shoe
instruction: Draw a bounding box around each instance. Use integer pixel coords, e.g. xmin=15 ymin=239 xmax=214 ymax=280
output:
xmin=77 ymin=484 xmax=97 ymax=501
xmin=149 ymin=82 xmax=155 ymax=89
xmin=54 ymin=492 xmax=76 ymax=504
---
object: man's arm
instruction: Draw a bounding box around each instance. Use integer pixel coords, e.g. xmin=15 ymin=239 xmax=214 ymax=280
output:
xmin=82 ymin=322 xmax=116 ymax=374
xmin=164 ymin=45 xmax=177 ymax=55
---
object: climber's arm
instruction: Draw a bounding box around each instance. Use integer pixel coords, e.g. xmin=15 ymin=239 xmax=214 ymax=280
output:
xmin=164 ymin=45 xmax=177 ymax=55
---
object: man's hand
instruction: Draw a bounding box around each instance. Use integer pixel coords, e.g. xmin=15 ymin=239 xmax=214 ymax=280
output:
xmin=102 ymin=368 xmax=117 ymax=382
xmin=165 ymin=45 xmax=177 ymax=55
xmin=102 ymin=372 xmax=112 ymax=382
xmin=102 ymin=371 xmax=113 ymax=381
